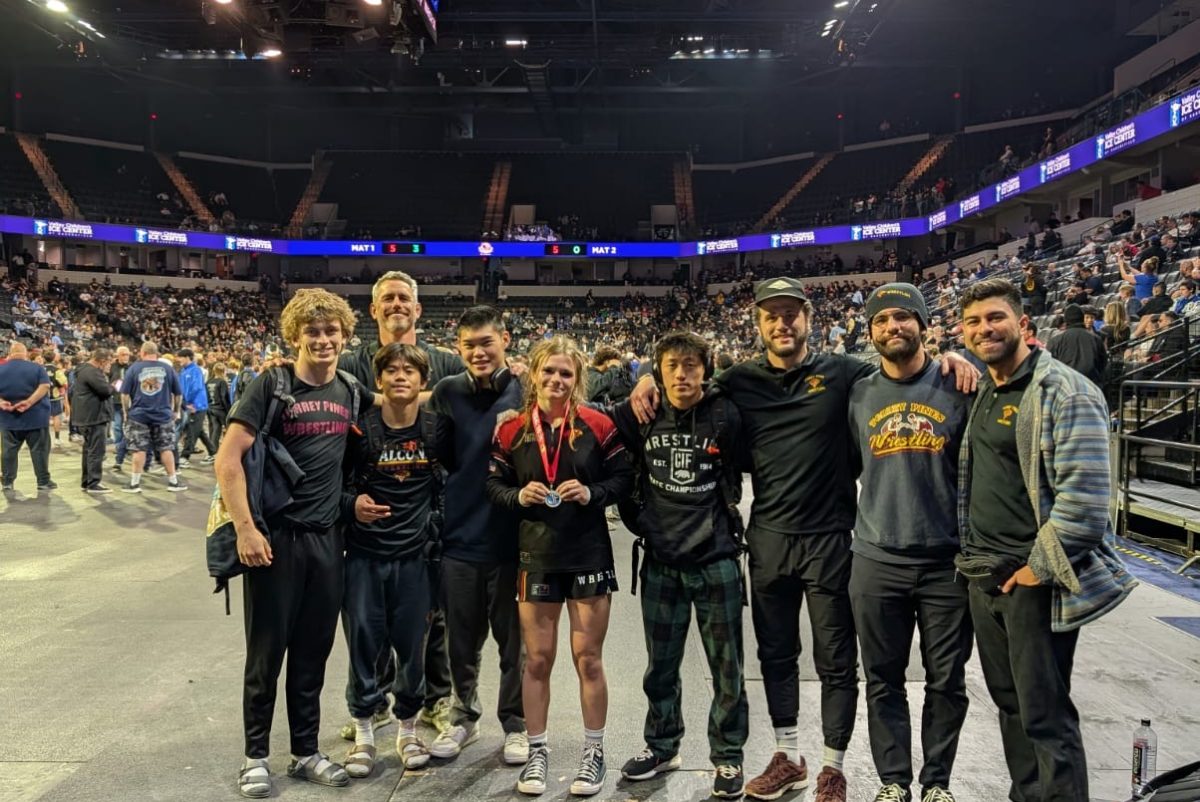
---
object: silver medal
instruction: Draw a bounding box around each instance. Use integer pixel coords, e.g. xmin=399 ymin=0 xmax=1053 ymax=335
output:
xmin=544 ymin=490 xmax=562 ymax=508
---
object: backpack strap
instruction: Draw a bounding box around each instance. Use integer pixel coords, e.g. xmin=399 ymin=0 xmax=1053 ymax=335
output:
xmin=627 ymin=418 xmax=654 ymax=596
xmin=336 ymin=369 xmax=362 ymax=420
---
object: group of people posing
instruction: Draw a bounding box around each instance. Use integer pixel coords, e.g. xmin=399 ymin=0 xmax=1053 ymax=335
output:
xmin=214 ymin=269 xmax=1136 ymax=802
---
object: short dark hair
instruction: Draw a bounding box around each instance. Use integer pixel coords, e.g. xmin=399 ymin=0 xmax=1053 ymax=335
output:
xmin=373 ymin=342 xmax=430 ymax=383
xmin=959 ymin=278 xmax=1023 ymax=317
xmin=90 ymin=347 xmax=112 ymax=363
xmin=177 ymin=347 xmax=194 ymax=359
xmin=653 ymin=331 xmax=711 ymax=374
xmin=456 ymin=305 xmax=506 ymax=334
xmin=592 ymin=346 xmax=622 ymax=367
xmin=716 ymin=353 xmax=734 ymax=370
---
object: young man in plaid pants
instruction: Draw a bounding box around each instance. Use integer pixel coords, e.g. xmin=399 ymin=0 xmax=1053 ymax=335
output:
xmin=606 ymin=331 xmax=749 ymax=799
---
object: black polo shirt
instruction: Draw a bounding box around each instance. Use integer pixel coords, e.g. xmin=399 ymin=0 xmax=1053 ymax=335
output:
xmin=716 ymin=351 xmax=875 ymax=536
xmin=966 ymin=348 xmax=1040 ymax=561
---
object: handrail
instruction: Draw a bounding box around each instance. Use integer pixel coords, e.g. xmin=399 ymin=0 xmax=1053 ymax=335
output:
xmin=1123 ymin=434 xmax=1200 ymax=452
xmin=1122 ymin=379 xmax=1200 ymax=389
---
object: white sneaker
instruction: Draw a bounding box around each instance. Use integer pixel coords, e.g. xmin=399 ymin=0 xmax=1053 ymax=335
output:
xmin=504 ymin=731 xmax=530 ymax=765
xmin=428 ymin=723 xmax=479 ymax=759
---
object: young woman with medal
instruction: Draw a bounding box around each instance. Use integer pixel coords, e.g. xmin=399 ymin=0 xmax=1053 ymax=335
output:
xmin=488 ymin=336 xmax=634 ymax=797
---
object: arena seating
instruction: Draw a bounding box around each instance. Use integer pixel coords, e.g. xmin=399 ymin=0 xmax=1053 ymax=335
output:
xmin=41 ymin=138 xmax=178 ymax=227
xmin=938 ymin=122 xmax=1048 ymax=196
xmin=319 ymin=151 xmax=494 ymax=240
xmin=505 ymin=153 xmax=676 ymax=240
xmin=0 ymin=132 xmax=60 ymax=218
xmin=177 ymin=156 xmax=307 ymax=232
xmin=692 ymin=159 xmax=814 ymax=234
xmin=777 ymin=139 xmax=930 ymax=226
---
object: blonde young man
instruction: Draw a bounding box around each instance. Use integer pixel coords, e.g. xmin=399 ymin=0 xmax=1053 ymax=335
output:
xmin=217 ymin=289 xmax=371 ymax=798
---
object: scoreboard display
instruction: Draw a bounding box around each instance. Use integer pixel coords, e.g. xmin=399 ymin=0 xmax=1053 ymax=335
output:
xmin=382 ymin=242 xmax=427 ymax=255
xmin=544 ymin=243 xmax=586 ymax=256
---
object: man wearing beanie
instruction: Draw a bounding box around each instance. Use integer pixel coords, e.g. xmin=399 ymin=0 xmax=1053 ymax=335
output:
xmin=1047 ymin=305 xmax=1105 ymax=387
xmin=847 ymin=283 xmax=975 ymax=802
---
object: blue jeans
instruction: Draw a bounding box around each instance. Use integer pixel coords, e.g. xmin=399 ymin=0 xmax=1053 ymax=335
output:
xmin=113 ymin=406 xmax=126 ymax=464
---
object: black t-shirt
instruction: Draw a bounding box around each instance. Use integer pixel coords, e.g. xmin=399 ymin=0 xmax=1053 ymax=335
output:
xmin=345 ymin=407 xmax=439 ymax=560
xmin=966 ymin=349 xmax=1040 ymax=561
xmin=715 ymin=351 xmax=875 ymax=536
xmin=228 ymin=368 xmax=369 ymax=531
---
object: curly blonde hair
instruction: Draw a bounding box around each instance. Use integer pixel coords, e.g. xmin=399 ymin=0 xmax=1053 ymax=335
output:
xmin=521 ymin=336 xmax=589 ymax=447
xmin=280 ymin=288 xmax=357 ymax=346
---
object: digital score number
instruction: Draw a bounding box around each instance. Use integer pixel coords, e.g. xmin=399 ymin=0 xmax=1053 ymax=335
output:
xmin=382 ymin=242 xmax=427 ymax=255
xmin=544 ymin=243 xmax=585 ymax=256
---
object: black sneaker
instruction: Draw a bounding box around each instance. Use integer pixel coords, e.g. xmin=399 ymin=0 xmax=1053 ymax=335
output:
xmin=167 ymin=480 xmax=188 ymax=492
xmin=86 ymin=483 xmax=113 ymax=494
xmin=122 ymin=482 xmax=143 ymax=494
xmin=516 ymin=745 xmax=550 ymax=795
xmin=37 ymin=480 xmax=58 ymax=491
xmin=569 ymin=742 xmax=606 ymax=796
xmin=1 ymin=481 xmax=13 ymax=491
xmin=621 ymin=747 xmax=682 ymax=780
xmin=875 ymin=784 xmax=913 ymax=802
xmin=713 ymin=765 xmax=745 ymax=798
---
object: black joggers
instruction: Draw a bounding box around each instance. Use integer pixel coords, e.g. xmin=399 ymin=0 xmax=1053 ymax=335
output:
xmin=748 ymin=528 xmax=858 ymax=751
xmin=79 ymin=423 xmax=107 ymax=489
xmin=849 ymin=554 xmax=973 ymax=793
xmin=243 ymin=526 xmax=344 ymax=759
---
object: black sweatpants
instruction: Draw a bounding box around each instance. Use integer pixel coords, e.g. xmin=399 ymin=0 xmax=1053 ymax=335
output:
xmin=180 ymin=410 xmax=217 ymax=459
xmin=1 ymin=427 xmax=51 ymax=486
xmin=849 ymin=555 xmax=973 ymax=791
xmin=440 ymin=556 xmax=525 ymax=733
xmin=243 ymin=527 xmax=344 ymax=759
xmin=747 ymin=528 xmax=858 ymax=750
xmin=343 ymin=552 xmax=433 ymax=721
xmin=207 ymin=409 xmax=227 ymax=449
xmin=969 ymin=583 xmax=1086 ymax=802
xmin=347 ymin=606 xmax=453 ymax=719
xmin=78 ymin=423 xmax=108 ymax=489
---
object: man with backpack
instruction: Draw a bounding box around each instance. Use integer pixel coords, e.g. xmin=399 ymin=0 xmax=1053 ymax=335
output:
xmin=605 ymin=331 xmax=750 ymax=799
xmin=339 ymin=343 xmax=445 ymax=779
xmin=215 ymin=289 xmax=370 ymax=799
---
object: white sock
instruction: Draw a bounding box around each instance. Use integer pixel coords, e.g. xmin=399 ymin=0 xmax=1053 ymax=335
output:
xmin=774 ymin=726 xmax=799 ymax=761
xmin=354 ymin=716 xmax=375 ymax=746
xmin=528 ymin=732 xmax=548 ymax=749
xmin=292 ymin=752 xmax=318 ymax=767
xmin=399 ymin=716 xmax=416 ymax=737
xmin=822 ymin=745 xmax=845 ymax=772
xmin=130 ymin=472 xmax=142 ymax=485
xmin=167 ymin=472 xmax=178 ymax=482
xmin=584 ymin=727 xmax=604 ymax=746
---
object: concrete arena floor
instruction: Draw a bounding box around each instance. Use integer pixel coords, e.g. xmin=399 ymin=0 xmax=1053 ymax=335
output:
xmin=1 ymin=441 xmax=1198 ymax=802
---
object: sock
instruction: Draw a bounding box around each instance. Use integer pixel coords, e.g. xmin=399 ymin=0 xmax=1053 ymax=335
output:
xmin=822 ymin=745 xmax=845 ymax=772
xmin=354 ymin=716 xmax=375 ymax=746
xmin=774 ymin=726 xmax=799 ymax=761
xmin=399 ymin=716 xmax=416 ymax=737
xmin=167 ymin=472 xmax=178 ymax=482
xmin=292 ymin=752 xmax=318 ymax=767
xmin=584 ymin=727 xmax=604 ymax=747
xmin=528 ymin=732 xmax=548 ymax=750
xmin=130 ymin=472 xmax=142 ymax=486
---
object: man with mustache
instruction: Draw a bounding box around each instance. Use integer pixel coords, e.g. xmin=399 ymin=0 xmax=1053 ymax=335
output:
xmin=847 ymin=284 xmax=973 ymax=802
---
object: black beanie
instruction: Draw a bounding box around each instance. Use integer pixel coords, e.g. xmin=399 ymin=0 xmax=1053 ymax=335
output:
xmin=1063 ymin=304 xmax=1084 ymax=326
xmin=865 ymin=283 xmax=930 ymax=329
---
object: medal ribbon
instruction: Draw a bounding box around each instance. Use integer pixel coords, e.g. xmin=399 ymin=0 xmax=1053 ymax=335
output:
xmin=531 ymin=401 xmax=570 ymax=486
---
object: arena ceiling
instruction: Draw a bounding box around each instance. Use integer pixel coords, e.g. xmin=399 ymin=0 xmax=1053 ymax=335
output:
xmin=0 ymin=1 xmax=1158 ymax=156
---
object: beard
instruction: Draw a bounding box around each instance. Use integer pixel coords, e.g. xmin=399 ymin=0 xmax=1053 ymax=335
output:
xmin=969 ymin=330 xmax=1021 ymax=365
xmin=383 ymin=314 xmax=412 ymax=336
xmin=762 ymin=325 xmax=808 ymax=359
xmin=874 ymin=330 xmax=922 ymax=362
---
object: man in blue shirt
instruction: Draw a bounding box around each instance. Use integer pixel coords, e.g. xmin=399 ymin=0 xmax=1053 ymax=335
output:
xmin=0 ymin=341 xmax=54 ymax=492
xmin=120 ymin=341 xmax=186 ymax=493
xmin=177 ymin=348 xmax=216 ymax=466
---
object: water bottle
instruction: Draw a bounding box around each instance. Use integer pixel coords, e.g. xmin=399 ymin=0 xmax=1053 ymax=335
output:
xmin=1131 ymin=718 xmax=1157 ymax=797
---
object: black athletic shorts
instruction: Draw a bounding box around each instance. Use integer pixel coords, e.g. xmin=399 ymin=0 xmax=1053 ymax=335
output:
xmin=517 ymin=567 xmax=618 ymax=603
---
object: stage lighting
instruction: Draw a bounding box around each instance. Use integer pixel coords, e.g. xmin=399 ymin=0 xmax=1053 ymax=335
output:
xmin=46 ymin=0 xmax=69 ymax=12
xmin=834 ymin=1 xmax=849 ymax=7
xmin=363 ymin=0 xmax=383 ymax=5
xmin=214 ymin=0 xmax=234 ymax=5
xmin=260 ymin=48 xmax=282 ymax=58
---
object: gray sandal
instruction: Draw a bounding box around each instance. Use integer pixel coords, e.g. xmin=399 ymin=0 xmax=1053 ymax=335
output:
xmin=287 ymin=752 xmax=350 ymax=787
xmin=238 ymin=758 xmax=271 ymax=799
xmin=345 ymin=743 xmax=377 ymax=778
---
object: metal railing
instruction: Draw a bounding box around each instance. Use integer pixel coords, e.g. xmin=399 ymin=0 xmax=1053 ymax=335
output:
xmin=1117 ymin=379 xmax=1200 ymax=573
